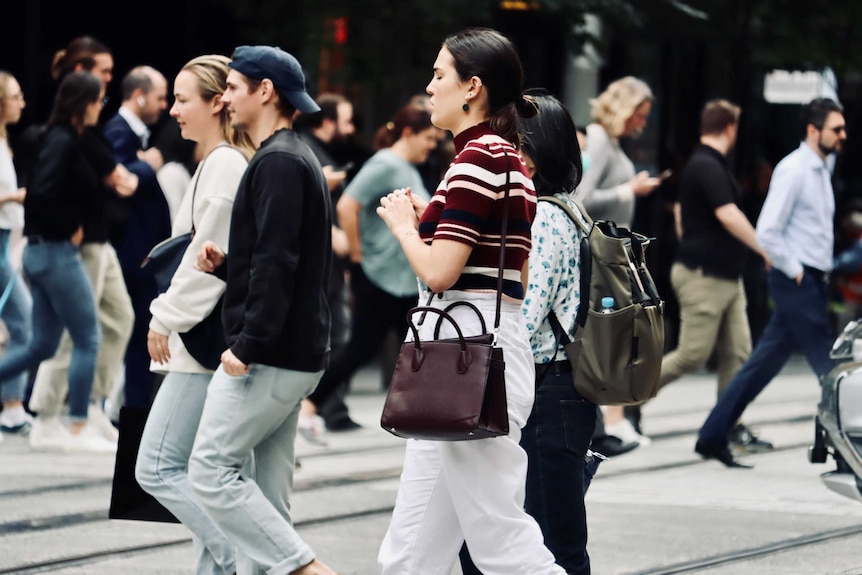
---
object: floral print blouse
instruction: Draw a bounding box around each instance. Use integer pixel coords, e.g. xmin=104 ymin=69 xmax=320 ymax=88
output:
xmin=521 ymin=193 xmax=587 ymax=364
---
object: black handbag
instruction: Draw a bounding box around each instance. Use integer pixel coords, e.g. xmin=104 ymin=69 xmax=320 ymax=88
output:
xmin=141 ymin=151 xmax=227 ymax=370
xmin=380 ymin=153 xmax=515 ymax=441
xmin=109 ymin=406 xmax=180 ymax=524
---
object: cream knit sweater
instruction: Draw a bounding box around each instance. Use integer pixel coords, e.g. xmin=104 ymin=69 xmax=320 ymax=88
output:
xmin=148 ymin=144 xmax=248 ymax=374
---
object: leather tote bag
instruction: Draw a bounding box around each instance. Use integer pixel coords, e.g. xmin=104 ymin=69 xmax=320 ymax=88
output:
xmin=380 ymin=153 xmax=515 ymax=440
xmin=381 ymin=302 xmax=508 ymax=441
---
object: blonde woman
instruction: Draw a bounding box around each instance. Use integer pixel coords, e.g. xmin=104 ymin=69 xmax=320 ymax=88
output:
xmin=574 ymin=76 xmax=660 ymax=451
xmin=575 ymin=76 xmax=661 ymax=227
xmin=135 ymin=54 xmax=254 ymax=575
xmin=0 ymin=71 xmax=32 ymax=439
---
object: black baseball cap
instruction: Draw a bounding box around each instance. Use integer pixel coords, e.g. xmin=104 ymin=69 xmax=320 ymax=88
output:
xmin=230 ymin=45 xmax=320 ymax=113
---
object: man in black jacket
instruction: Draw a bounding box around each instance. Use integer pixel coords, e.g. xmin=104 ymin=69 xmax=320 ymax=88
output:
xmin=188 ymin=46 xmax=337 ymax=575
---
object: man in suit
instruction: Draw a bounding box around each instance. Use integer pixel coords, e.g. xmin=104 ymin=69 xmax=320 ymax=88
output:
xmin=103 ymin=65 xmax=171 ymax=409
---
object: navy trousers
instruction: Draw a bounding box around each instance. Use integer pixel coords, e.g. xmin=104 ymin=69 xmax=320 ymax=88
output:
xmin=698 ymin=268 xmax=835 ymax=448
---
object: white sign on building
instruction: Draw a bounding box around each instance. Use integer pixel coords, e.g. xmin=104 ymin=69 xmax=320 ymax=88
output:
xmin=763 ymin=68 xmax=839 ymax=104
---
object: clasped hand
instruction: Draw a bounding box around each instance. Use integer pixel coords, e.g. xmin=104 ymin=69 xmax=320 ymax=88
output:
xmin=377 ymin=187 xmax=425 ymax=239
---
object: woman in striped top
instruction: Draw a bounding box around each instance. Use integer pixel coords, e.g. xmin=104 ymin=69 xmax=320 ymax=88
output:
xmin=376 ymin=27 xmax=566 ymax=575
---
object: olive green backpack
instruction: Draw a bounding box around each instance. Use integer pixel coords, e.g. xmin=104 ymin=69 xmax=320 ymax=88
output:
xmin=539 ymin=196 xmax=664 ymax=406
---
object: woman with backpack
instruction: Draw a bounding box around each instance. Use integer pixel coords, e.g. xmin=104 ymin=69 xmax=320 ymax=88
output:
xmin=517 ymin=89 xmax=597 ymax=574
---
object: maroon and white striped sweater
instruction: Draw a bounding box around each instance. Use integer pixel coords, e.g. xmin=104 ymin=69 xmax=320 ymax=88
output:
xmin=418 ymin=123 xmax=537 ymax=299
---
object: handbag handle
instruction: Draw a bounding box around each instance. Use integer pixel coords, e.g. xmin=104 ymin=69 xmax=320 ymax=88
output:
xmin=406 ymin=307 xmax=475 ymax=373
xmin=432 ymin=301 xmax=487 ymax=339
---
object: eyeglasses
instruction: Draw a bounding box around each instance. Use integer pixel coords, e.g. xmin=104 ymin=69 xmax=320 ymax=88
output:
xmin=824 ymin=125 xmax=846 ymax=135
xmin=4 ymin=93 xmax=24 ymax=102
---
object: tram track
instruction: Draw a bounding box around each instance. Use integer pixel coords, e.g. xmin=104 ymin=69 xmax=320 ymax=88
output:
xmin=0 ymin=505 xmax=395 ymax=575
xmin=629 ymin=523 xmax=862 ymax=574
xmin=0 ymin=409 xmax=825 ymax=573
xmin=0 ymin=411 xmax=813 ymax=502
xmin=0 ymin=411 xmax=817 ymax=539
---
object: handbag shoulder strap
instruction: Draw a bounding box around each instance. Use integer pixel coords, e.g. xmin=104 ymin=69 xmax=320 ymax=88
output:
xmin=189 ymin=144 xmax=243 ymax=236
xmin=490 ymin=151 xmax=514 ymax=340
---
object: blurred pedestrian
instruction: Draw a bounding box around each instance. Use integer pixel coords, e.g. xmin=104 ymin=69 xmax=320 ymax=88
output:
xmin=296 ymin=92 xmax=356 ymax=432
xmin=634 ymin=100 xmax=773 ymax=452
xmin=696 ymin=98 xmax=846 ymax=468
xmin=189 ymin=45 xmax=337 ymax=575
xmin=298 ymin=103 xmax=437 ymax=440
xmin=135 ymin=54 xmax=254 ymax=575
xmin=25 ymin=36 xmax=136 ymax=451
xmin=832 ymin=204 xmax=862 ymax=329
xmin=375 ymin=27 xmax=565 ymax=575
xmin=151 ymin=117 xmax=199 ymax=223
xmin=103 ymin=65 xmax=172 ymax=409
xmin=0 ymin=72 xmax=113 ymax=453
xmin=0 ymin=71 xmax=32 ymax=439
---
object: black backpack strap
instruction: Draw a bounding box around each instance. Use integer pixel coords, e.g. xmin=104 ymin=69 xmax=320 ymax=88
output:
xmin=547 ymin=310 xmax=572 ymax=347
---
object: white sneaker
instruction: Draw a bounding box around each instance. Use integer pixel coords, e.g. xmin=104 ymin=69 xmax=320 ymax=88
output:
xmin=29 ymin=416 xmax=72 ymax=452
xmin=88 ymin=404 xmax=119 ymax=442
xmin=297 ymin=414 xmax=328 ymax=447
xmin=0 ymin=408 xmax=34 ymax=435
xmin=605 ymin=418 xmax=652 ymax=447
xmin=65 ymin=425 xmax=117 ymax=454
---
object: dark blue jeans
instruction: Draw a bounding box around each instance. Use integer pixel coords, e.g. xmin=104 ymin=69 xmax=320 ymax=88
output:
xmin=460 ymin=361 xmax=598 ymax=575
xmin=0 ymin=241 xmax=100 ymax=420
xmin=698 ymin=268 xmax=835 ymax=447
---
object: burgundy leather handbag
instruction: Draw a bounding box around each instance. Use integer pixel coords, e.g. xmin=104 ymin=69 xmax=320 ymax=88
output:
xmin=380 ymin=154 xmax=514 ymax=441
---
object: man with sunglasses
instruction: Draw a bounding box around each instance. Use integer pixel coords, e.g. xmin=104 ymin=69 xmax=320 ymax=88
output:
xmin=695 ymin=97 xmax=846 ymax=468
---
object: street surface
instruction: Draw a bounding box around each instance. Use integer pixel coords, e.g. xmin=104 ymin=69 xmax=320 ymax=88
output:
xmin=2 ymin=355 xmax=861 ymax=574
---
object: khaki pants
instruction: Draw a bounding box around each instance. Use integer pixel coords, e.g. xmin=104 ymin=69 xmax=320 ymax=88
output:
xmin=28 ymin=243 xmax=134 ymax=416
xmin=660 ymin=263 xmax=752 ymax=397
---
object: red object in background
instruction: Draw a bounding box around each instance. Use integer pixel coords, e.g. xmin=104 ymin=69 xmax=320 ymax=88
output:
xmin=334 ymin=17 xmax=348 ymax=45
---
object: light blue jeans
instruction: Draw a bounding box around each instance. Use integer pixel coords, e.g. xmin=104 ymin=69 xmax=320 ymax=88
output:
xmin=0 ymin=240 xmax=100 ymax=420
xmin=189 ymin=364 xmax=322 ymax=575
xmin=0 ymin=229 xmax=32 ymax=403
xmin=136 ymin=372 xmax=237 ymax=575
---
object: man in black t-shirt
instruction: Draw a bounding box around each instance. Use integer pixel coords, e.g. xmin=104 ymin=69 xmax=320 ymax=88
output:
xmin=657 ymin=100 xmax=771 ymax=450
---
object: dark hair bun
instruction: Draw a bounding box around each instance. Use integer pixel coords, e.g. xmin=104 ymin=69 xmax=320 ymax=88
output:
xmin=516 ymin=95 xmax=538 ymax=119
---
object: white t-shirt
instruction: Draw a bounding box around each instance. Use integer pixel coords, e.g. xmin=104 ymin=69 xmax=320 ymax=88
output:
xmin=0 ymin=139 xmax=24 ymax=230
